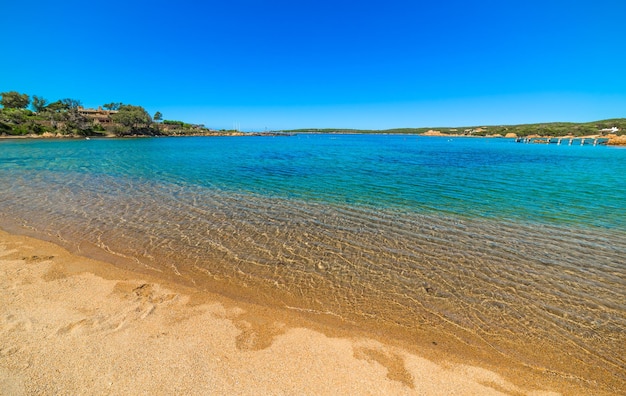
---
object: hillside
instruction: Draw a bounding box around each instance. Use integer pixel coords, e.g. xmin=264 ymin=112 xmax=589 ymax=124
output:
xmin=287 ymin=119 xmax=626 ymax=137
xmin=1 ymin=89 xmax=624 ymax=139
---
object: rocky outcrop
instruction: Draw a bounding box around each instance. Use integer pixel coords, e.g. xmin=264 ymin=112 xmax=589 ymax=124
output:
xmin=606 ymin=134 xmax=626 ymax=146
xmin=421 ymin=130 xmax=444 ymax=136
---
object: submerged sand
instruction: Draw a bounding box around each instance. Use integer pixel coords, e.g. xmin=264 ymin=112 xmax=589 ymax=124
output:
xmin=0 ymin=229 xmax=595 ymax=395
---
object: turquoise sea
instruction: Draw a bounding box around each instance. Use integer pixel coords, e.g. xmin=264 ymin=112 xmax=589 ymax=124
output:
xmin=1 ymin=135 xmax=625 ymax=390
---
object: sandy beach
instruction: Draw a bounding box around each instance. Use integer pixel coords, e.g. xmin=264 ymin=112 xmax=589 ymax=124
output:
xmin=0 ymin=229 xmax=576 ymax=395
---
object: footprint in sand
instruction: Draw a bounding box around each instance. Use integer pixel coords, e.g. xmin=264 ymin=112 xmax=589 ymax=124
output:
xmin=56 ymin=318 xmax=99 ymax=336
xmin=131 ymin=283 xmax=177 ymax=304
xmin=55 ymin=283 xmax=179 ymax=337
xmin=0 ymin=345 xmax=21 ymax=357
xmin=130 ymin=283 xmax=178 ymax=321
xmin=1 ymin=314 xmax=34 ymax=334
xmin=21 ymin=255 xmax=55 ymax=264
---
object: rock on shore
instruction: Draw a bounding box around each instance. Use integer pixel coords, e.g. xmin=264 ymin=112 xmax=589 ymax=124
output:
xmin=607 ymin=134 xmax=626 ymax=146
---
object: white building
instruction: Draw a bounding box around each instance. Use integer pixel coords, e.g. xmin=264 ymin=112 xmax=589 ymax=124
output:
xmin=599 ymin=126 xmax=619 ymax=133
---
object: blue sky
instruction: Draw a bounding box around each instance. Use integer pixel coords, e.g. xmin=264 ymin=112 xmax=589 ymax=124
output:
xmin=2 ymin=0 xmax=625 ymax=130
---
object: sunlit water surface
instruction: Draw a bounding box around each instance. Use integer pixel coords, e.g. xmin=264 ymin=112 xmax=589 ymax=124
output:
xmin=1 ymin=135 xmax=624 ymax=391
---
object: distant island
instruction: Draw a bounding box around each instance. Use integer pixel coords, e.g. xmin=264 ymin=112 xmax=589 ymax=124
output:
xmin=1 ymin=90 xmax=624 ymax=144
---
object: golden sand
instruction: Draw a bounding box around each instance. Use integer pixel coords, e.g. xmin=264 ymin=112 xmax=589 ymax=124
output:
xmin=0 ymin=229 xmax=593 ymax=395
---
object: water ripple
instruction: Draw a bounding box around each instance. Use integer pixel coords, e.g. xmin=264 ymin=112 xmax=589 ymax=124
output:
xmin=1 ymin=136 xmax=625 ymax=391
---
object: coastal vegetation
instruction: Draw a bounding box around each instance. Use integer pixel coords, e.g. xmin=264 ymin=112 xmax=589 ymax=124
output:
xmin=1 ymin=90 xmax=624 ymax=139
xmin=287 ymin=119 xmax=626 ymax=137
xmin=0 ymin=91 xmax=241 ymax=137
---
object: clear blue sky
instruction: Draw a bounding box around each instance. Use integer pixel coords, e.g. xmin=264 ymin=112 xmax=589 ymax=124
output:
xmin=2 ymin=0 xmax=625 ymax=130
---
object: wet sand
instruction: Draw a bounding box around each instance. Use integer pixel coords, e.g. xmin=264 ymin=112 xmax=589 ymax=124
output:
xmin=0 ymin=229 xmax=613 ymax=395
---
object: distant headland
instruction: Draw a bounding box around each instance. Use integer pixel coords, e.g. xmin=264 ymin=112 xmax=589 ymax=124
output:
xmin=285 ymin=120 xmax=626 ymax=145
xmin=1 ymin=90 xmax=624 ymax=144
xmin=0 ymin=91 xmax=254 ymax=138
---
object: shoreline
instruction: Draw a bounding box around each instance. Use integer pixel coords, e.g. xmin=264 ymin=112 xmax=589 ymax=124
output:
xmin=3 ymin=132 xmax=625 ymax=146
xmin=0 ymin=228 xmax=615 ymax=395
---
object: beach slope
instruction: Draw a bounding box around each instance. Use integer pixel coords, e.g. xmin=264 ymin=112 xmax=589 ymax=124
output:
xmin=1 ymin=230 xmax=561 ymax=395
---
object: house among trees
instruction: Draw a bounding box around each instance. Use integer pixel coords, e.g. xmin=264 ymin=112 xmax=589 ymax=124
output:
xmin=77 ymin=106 xmax=118 ymax=124
xmin=599 ymin=126 xmax=619 ymax=134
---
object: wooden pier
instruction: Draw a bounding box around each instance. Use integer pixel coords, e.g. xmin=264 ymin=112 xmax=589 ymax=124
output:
xmin=515 ymin=137 xmax=609 ymax=146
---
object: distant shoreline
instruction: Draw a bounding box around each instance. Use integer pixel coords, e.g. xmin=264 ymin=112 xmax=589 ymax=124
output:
xmin=0 ymin=131 xmax=290 ymax=140
xmin=3 ymin=131 xmax=626 ymax=145
xmin=2 ymin=91 xmax=623 ymax=140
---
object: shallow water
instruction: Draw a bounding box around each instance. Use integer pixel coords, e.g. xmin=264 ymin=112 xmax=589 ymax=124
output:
xmin=1 ymin=135 xmax=625 ymax=391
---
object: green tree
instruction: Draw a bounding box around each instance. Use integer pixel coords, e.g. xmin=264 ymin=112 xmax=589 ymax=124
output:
xmin=31 ymin=96 xmax=49 ymax=113
xmin=60 ymin=98 xmax=82 ymax=109
xmin=63 ymin=109 xmax=93 ymax=136
xmin=46 ymin=100 xmax=69 ymax=112
xmin=103 ymin=102 xmax=122 ymax=111
xmin=0 ymin=91 xmax=30 ymax=109
xmin=111 ymin=104 xmax=152 ymax=134
xmin=154 ymin=111 xmax=162 ymax=122
xmin=1 ymin=108 xmax=28 ymax=124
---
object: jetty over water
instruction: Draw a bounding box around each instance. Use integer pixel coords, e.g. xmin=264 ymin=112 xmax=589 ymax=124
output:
xmin=515 ymin=137 xmax=609 ymax=146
